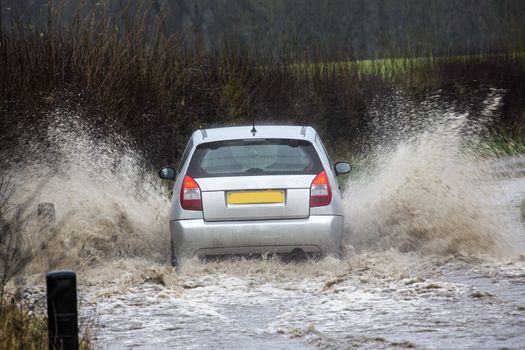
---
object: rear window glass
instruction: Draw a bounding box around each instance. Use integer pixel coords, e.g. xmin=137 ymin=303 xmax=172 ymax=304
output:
xmin=187 ymin=139 xmax=323 ymax=178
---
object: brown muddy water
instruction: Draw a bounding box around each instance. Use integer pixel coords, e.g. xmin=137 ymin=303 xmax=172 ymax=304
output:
xmin=3 ymin=89 xmax=525 ymax=349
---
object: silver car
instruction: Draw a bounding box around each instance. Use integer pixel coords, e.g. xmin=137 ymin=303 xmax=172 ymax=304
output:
xmin=159 ymin=125 xmax=351 ymax=266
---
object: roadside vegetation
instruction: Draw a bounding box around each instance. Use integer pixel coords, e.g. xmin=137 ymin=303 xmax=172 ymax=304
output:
xmin=1 ymin=3 xmax=525 ymax=168
xmin=0 ymin=301 xmax=94 ymax=350
xmin=0 ymin=176 xmax=45 ymax=349
xmin=0 ymin=297 xmax=48 ymax=350
xmin=0 ymin=177 xmax=94 ymax=349
xmin=478 ymin=134 xmax=525 ymax=157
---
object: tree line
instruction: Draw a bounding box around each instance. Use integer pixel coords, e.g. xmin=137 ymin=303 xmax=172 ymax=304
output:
xmin=1 ymin=0 xmax=524 ymax=58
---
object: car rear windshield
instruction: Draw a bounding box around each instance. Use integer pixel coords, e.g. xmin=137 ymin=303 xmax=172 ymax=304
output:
xmin=187 ymin=139 xmax=323 ymax=178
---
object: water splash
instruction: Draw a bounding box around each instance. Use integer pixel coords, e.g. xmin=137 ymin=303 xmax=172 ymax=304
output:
xmin=2 ymin=108 xmax=170 ymax=272
xmin=2 ymin=88 xmax=523 ymax=282
xmin=344 ymin=88 xmax=523 ymax=257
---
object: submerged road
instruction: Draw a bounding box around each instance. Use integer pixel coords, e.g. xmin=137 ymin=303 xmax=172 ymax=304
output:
xmin=88 ymin=177 xmax=525 ymax=350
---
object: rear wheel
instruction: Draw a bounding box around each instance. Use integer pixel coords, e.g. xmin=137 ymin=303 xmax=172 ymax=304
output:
xmin=171 ymin=253 xmax=180 ymax=270
xmin=170 ymin=241 xmax=180 ymax=269
xmin=281 ymin=248 xmax=308 ymax=263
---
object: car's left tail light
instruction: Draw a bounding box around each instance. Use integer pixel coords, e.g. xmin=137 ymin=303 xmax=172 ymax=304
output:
xmin=180 ymin=175 xmax=202 ymax=210
xmin=310 ymin=170 xmax=332 ymax=207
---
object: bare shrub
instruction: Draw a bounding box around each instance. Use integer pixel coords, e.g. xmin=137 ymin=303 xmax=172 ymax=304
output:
xmin=0 ymin=177 xmax=31 ymax=301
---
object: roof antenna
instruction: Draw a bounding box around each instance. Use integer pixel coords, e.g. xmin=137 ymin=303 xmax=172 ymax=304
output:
xmin=251 ymin=119 xmax=257 ymax=136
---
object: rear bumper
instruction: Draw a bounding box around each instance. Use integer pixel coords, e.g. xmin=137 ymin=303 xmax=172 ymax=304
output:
xmin=170 ymin=215 xmax=343 ymax=257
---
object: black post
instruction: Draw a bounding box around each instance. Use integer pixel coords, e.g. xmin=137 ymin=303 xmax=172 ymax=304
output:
xmin=46 ymin=270 xmax=79 ymax=350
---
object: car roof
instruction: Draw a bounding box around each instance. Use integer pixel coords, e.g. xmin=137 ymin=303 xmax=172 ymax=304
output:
xmin=191 ymin=125 xmax=318 ymax=144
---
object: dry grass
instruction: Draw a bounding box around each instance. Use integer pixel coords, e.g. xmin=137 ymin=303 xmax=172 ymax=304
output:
xmin=0 ymin=293 xmax=94 ymax=350
xmin=0 ymin=297 xmax=48 ymax=350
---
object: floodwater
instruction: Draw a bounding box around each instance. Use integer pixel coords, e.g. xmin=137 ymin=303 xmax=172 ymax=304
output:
xmin=87 ymin=257 xmax=525 ymax=350
xmin=4 ymin=89 xmax=525 ymax=349
xmin=86 ymin=178 xmax=525 ymax=350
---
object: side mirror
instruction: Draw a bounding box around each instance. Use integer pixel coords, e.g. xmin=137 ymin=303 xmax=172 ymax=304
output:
xmin=334 ymin=162 xmax=352 ymax=176
xmin=159 ymin=166 xmax=177 ymax=180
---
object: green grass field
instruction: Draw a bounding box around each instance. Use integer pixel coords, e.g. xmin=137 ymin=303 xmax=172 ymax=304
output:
xmin=294 ymin=52 xmax=525 ymax=80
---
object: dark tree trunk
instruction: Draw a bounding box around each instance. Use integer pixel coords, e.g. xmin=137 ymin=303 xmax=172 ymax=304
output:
xmin=0 ymin=0 xmax=3 ymax=33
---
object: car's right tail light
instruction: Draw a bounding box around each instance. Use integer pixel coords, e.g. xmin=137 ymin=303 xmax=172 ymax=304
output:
xmin=310 ymin=170 xmax=332 ymax=207
xmin=180 ymin=175 xmax=202 ymax=210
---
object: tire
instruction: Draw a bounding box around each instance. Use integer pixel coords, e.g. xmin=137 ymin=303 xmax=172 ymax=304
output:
xmin=171 ymin=254 xmax=179 ymax=269
xmin=281 ymin=248 xmax=307 ymax=263
xmin=170 ymin=240 xmax=180 ymax=269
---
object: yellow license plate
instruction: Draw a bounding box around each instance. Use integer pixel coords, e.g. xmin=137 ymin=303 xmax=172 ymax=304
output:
xmin=227 ymin=190 xmax=285 ymax=205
